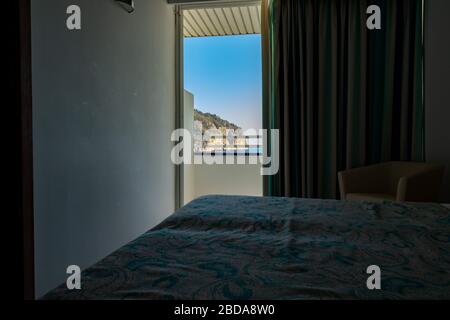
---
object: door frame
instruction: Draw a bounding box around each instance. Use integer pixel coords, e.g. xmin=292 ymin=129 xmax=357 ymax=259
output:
xmin=14 ymin=0 xmax=35 ymax=300
xmin=174 ymin=4 xmax=185 ymax=209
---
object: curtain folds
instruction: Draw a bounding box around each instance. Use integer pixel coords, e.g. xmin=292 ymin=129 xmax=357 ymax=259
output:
xmin=263 ymin=0 xmax=424 ymax=199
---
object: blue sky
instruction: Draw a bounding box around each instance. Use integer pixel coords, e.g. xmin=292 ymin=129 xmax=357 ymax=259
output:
xmin=184 ymin=35 xmax=262 ymax=131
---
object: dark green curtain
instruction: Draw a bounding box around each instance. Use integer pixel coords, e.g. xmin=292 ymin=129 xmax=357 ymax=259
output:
xmin=264 ymin=0 xmax=424 ymax=199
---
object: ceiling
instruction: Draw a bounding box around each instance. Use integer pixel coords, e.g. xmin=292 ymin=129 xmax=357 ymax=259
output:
xmin=183 ymin=4 xmax=262 ymax=38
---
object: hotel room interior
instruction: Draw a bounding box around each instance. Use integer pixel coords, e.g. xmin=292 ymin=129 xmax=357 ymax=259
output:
xmin=14 ymin=0 xmax=450 ymax=302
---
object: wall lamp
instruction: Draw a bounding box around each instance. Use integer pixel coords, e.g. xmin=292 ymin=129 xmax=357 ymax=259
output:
xmin=116 ymin=0 xmax=135 ymax=13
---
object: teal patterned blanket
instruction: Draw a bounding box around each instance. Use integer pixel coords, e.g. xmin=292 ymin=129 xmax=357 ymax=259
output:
xmin=43 ymin=195 xmax=450 ymax=300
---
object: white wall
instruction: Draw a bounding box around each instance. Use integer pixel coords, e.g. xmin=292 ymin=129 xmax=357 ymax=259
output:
xmin=32 ymin=0 xmax=175 ymax=297
xmin=425 ymin=0 xmax=450 ymax=202
xmin=183 ymin=91 xmax=196 ymax=204
xmin=191 ymin=159 xmax=263 ymax=201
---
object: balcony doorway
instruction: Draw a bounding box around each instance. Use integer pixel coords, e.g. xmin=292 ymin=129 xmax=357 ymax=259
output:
xmin=175 ymin=1 xmax=264 ymax=207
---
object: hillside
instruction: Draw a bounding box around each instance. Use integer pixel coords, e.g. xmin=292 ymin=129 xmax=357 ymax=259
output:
xmin=194 ymin=109 xmax=241 ymax=131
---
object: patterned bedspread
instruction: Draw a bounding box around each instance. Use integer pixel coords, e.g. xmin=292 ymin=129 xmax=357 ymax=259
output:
xmin=43 ymin=195 xmax=450 ymax=300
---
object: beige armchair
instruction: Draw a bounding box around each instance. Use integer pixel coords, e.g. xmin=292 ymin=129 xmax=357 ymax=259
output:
xmin=338 ymin=162 xmax=445 ymax=203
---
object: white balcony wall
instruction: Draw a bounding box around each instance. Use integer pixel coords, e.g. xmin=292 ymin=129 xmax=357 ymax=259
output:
xmin=189 ymin=159 xmax=263 ymax=203
xmin=183 ymin=91 xmax=196 ymax=204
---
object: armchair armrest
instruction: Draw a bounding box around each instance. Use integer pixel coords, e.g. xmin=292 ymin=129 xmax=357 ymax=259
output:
xmin=397 ymin=166 xmax=445 ymax=202
xmin=338 ymin=163 xmax=391 ymax=199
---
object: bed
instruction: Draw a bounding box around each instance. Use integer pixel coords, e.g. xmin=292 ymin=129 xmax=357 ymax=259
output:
xmin=43 ymin=195 xmax=450 ymax=300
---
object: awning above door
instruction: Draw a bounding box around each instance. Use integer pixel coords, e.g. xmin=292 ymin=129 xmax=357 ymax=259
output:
xmin=183 ymin=4 xmax=261 ymax=37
